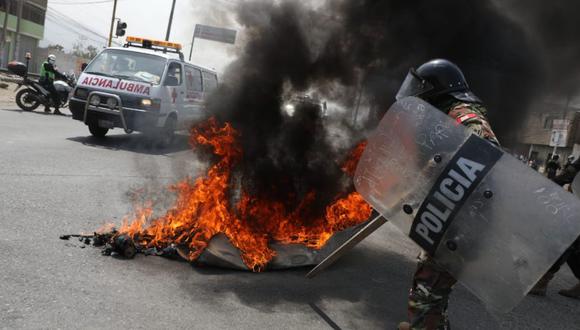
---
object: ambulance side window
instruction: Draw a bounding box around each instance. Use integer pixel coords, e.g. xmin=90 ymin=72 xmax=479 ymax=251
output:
xmin=164 ymin=62 xmax=182 ymax=86
xmin=202 ymin=71 xmax=218 ymax=93
xmin=185 ymin=66 xmax=203 ymax=92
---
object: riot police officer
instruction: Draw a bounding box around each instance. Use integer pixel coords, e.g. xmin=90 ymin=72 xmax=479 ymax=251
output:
xmin=395 ymin=59 xmax=499 ymax=330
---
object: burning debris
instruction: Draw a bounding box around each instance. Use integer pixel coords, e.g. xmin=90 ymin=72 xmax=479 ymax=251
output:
xmin=63 ymin=117 xmax=371 ymax=271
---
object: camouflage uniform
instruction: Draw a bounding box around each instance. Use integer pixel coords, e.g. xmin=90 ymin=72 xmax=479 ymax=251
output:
xmin=406 ymin=101 xmax=499 ymax=330
xmin=447 ymin=102 xmax=499 ymax=146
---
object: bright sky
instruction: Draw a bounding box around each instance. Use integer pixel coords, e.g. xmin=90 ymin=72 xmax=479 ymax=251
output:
xmin=42 ymin=0 xmax=241 ymax=73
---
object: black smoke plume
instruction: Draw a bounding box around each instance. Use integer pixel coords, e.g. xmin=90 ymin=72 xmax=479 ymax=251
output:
xmin=318 ymin=0 xmax=541 ymax=143
xmin=205 ymin=0 xmax=571 ymax=218
xmin=496 ymin=0 xmax=580 ymax=93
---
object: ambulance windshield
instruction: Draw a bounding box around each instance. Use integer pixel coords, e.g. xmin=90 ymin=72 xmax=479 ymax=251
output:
xmin=85 ymin=49 xmax=166 ymax=85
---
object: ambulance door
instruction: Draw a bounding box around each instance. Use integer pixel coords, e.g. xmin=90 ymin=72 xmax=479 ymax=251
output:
xmin=183 ymin=65 xmax=205 ymax=124
xmin=202 ymin=71 xmax=218 ymax=95
xmin=163 ymin=61 xmax=185 ymax=125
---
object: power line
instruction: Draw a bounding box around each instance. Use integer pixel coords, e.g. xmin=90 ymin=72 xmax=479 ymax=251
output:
xmin=46 ymin=8 xmax=122 ymax=46
xmin=50 ymin=0 xmax=122 ymax=5
xmin=47 ymin=8 xmax=109 ymax=41
xmin=45 ymin=15 xmax=107 ymax=45
xmin=45 ymin=9 xmax=122 ymax=47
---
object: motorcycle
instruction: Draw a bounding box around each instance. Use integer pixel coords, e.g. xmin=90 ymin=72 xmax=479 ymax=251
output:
xmin=7 ymin=60 xmax=76 ymax=112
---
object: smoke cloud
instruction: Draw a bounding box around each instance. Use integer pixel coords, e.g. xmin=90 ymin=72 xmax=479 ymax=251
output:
xmin=495 ymin=0 xmax=580 ymax=93
xmin=204 ymin=0 xmax=574 ymax=218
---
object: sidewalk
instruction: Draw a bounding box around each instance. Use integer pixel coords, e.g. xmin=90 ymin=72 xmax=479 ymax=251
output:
xmin=0 ymin=72 xmax=19 ymax=107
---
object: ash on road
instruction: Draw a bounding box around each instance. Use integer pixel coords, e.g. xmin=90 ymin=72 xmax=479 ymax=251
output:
xmin=0 ymin=106 xmax=578 ymax=329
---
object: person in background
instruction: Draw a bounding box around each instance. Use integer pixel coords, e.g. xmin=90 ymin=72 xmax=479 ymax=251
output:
xmin=39 ymin=54 xmax=66 ymax=115
xmin=529 ymin=157 xmax=580 ymax=299
xmin=564 ymin=155 xmax=575 ymax=169
xmin=546 ymin=154 xmax=561 ymax=179
xmin=528 ymin=159 xmax=539 ymax=171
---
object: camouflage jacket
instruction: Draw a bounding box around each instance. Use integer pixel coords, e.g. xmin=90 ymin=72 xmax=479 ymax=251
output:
xmin=445 ymin=101 xmax=500 ymax=146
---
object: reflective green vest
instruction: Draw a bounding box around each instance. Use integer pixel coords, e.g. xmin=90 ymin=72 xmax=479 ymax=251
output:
xmin=40 ymin=62 xmax=55 ymax=82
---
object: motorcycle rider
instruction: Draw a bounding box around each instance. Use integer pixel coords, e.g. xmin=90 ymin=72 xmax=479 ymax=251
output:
xmin=394 ymin=59 xmax=499 ymax=330
xmin=40 ymin=54 xmax=66 ymax=115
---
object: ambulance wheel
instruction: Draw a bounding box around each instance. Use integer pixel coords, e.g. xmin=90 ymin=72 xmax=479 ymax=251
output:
xmin=158 ymin=116 xmax=176 ymax=147
xmin=88 ymin=123 xmax=109 ymax=138
xmin=16 ymin=89 xmax=40 ymax=111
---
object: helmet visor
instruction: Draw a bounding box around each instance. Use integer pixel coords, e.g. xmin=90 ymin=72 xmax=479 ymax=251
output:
xmin=395 ymin=69 xmax=434 ymax=100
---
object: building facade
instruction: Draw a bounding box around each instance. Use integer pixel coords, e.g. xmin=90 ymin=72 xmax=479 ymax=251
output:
xmin=514 ymin=95 xmax=580 ymax=169
xmin=0 ymin=0 xmax=47 ymax=70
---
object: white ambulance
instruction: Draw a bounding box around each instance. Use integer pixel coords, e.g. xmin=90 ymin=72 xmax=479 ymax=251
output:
xmin=69 ymin=36 xmax=218 ymax=144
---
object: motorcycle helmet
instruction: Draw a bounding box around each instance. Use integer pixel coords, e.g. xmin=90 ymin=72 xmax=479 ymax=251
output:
xmin=48 ymin=54 xmax=56 ymax=65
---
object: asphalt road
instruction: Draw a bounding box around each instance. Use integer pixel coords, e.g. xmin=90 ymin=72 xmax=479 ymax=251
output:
xmin=0 ymin=105 xmax=579 ymax=330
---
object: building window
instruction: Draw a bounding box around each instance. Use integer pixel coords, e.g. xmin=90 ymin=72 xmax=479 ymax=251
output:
xmin=1 ymin=3 xmax=45 ymax=25
xmin=22 ymin=3 xmax=46 ymax=25
xmin=0 ymin=2 xmax=18 ymax=15
xmin=544 ymin=115 xmax=560 ymax=129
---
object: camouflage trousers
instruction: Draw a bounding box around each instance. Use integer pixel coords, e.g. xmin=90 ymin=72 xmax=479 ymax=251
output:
xmin=548 ymin=237 xmax=580 ymax=279
xmin=407 ymin=254 xmax=457 ymax=330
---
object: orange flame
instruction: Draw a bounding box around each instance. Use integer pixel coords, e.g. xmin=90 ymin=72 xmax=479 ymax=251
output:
xmin=342 ymin=141 xmax=367 ymax=176
xmin=119 ymin=118 xmax=371 ymax=271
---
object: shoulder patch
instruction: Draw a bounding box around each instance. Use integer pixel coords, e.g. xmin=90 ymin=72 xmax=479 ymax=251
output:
xmin=456 ymin=113 xmax=479 ymax=124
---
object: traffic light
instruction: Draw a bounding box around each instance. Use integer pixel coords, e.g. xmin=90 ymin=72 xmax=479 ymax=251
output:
xmin=116 ymin=21 xmax=127 ymax=37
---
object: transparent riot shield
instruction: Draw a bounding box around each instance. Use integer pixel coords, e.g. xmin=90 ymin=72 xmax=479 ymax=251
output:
xmin=355 ymin=97 xmax=580 ymax=313
xmin=572 ymin=173 xmax=580 ymax=197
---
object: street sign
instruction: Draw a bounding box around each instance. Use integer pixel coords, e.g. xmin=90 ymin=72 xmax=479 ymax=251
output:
xmin=550 ymin=129 xmax=568 ymax=147
xmin=194 ymin=24 xmax=237 ymax=44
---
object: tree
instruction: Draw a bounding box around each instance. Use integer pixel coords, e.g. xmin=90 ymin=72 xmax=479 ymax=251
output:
xmin=85 ymin=45 xmax=98 ymax=59
xmin=47 ymin=44 xmax=65 ymax=53
xmin=72 ymin=42 xmax=99 ymax=60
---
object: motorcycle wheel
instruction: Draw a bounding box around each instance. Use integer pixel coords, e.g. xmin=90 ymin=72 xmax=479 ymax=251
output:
xmin=15 ymin=89 xmax=41 ymax=111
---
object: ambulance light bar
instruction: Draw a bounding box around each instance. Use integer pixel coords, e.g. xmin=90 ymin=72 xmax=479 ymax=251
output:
xmin=126 ymin=36 xmax=182 ymax=50
xmin=124 ymin=36 xmax=185 ymax=60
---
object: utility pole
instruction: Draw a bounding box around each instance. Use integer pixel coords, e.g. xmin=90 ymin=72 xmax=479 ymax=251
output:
xmin=12 ymin=0 xmax=22 ymax=61
xmin=1 ymin=0 xmax=12 ymax=67
xmin=165 ymin=0 xmax=176 ymax=41
xmin=108 ymin=0 xmax=118 ymax=47
xmin=553 ymin=93 xmax=573 ymax=157
xmin=352 ymin=85 xmax=363 ymax=126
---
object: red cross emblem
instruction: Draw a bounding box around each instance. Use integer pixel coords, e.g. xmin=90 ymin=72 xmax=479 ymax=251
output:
xmin=171 ymin=88 xmax=178 ymax=104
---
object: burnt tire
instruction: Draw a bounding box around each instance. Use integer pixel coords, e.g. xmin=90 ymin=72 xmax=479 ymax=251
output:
xmin=88 ymin=122 xmax=109 ymax=138
xmin=15 ymin=89 xmax=41 ymax=111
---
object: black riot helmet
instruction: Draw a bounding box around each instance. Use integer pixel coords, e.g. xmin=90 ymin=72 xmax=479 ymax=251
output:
xmin=396 ymin=59 xmax=481 ymax=104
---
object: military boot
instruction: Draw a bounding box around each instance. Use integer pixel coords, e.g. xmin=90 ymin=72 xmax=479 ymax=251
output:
xmin=529 ymin=272 xmax=555 ymax=296
xmin=558 ymin=282 xmax=580 ymax=299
